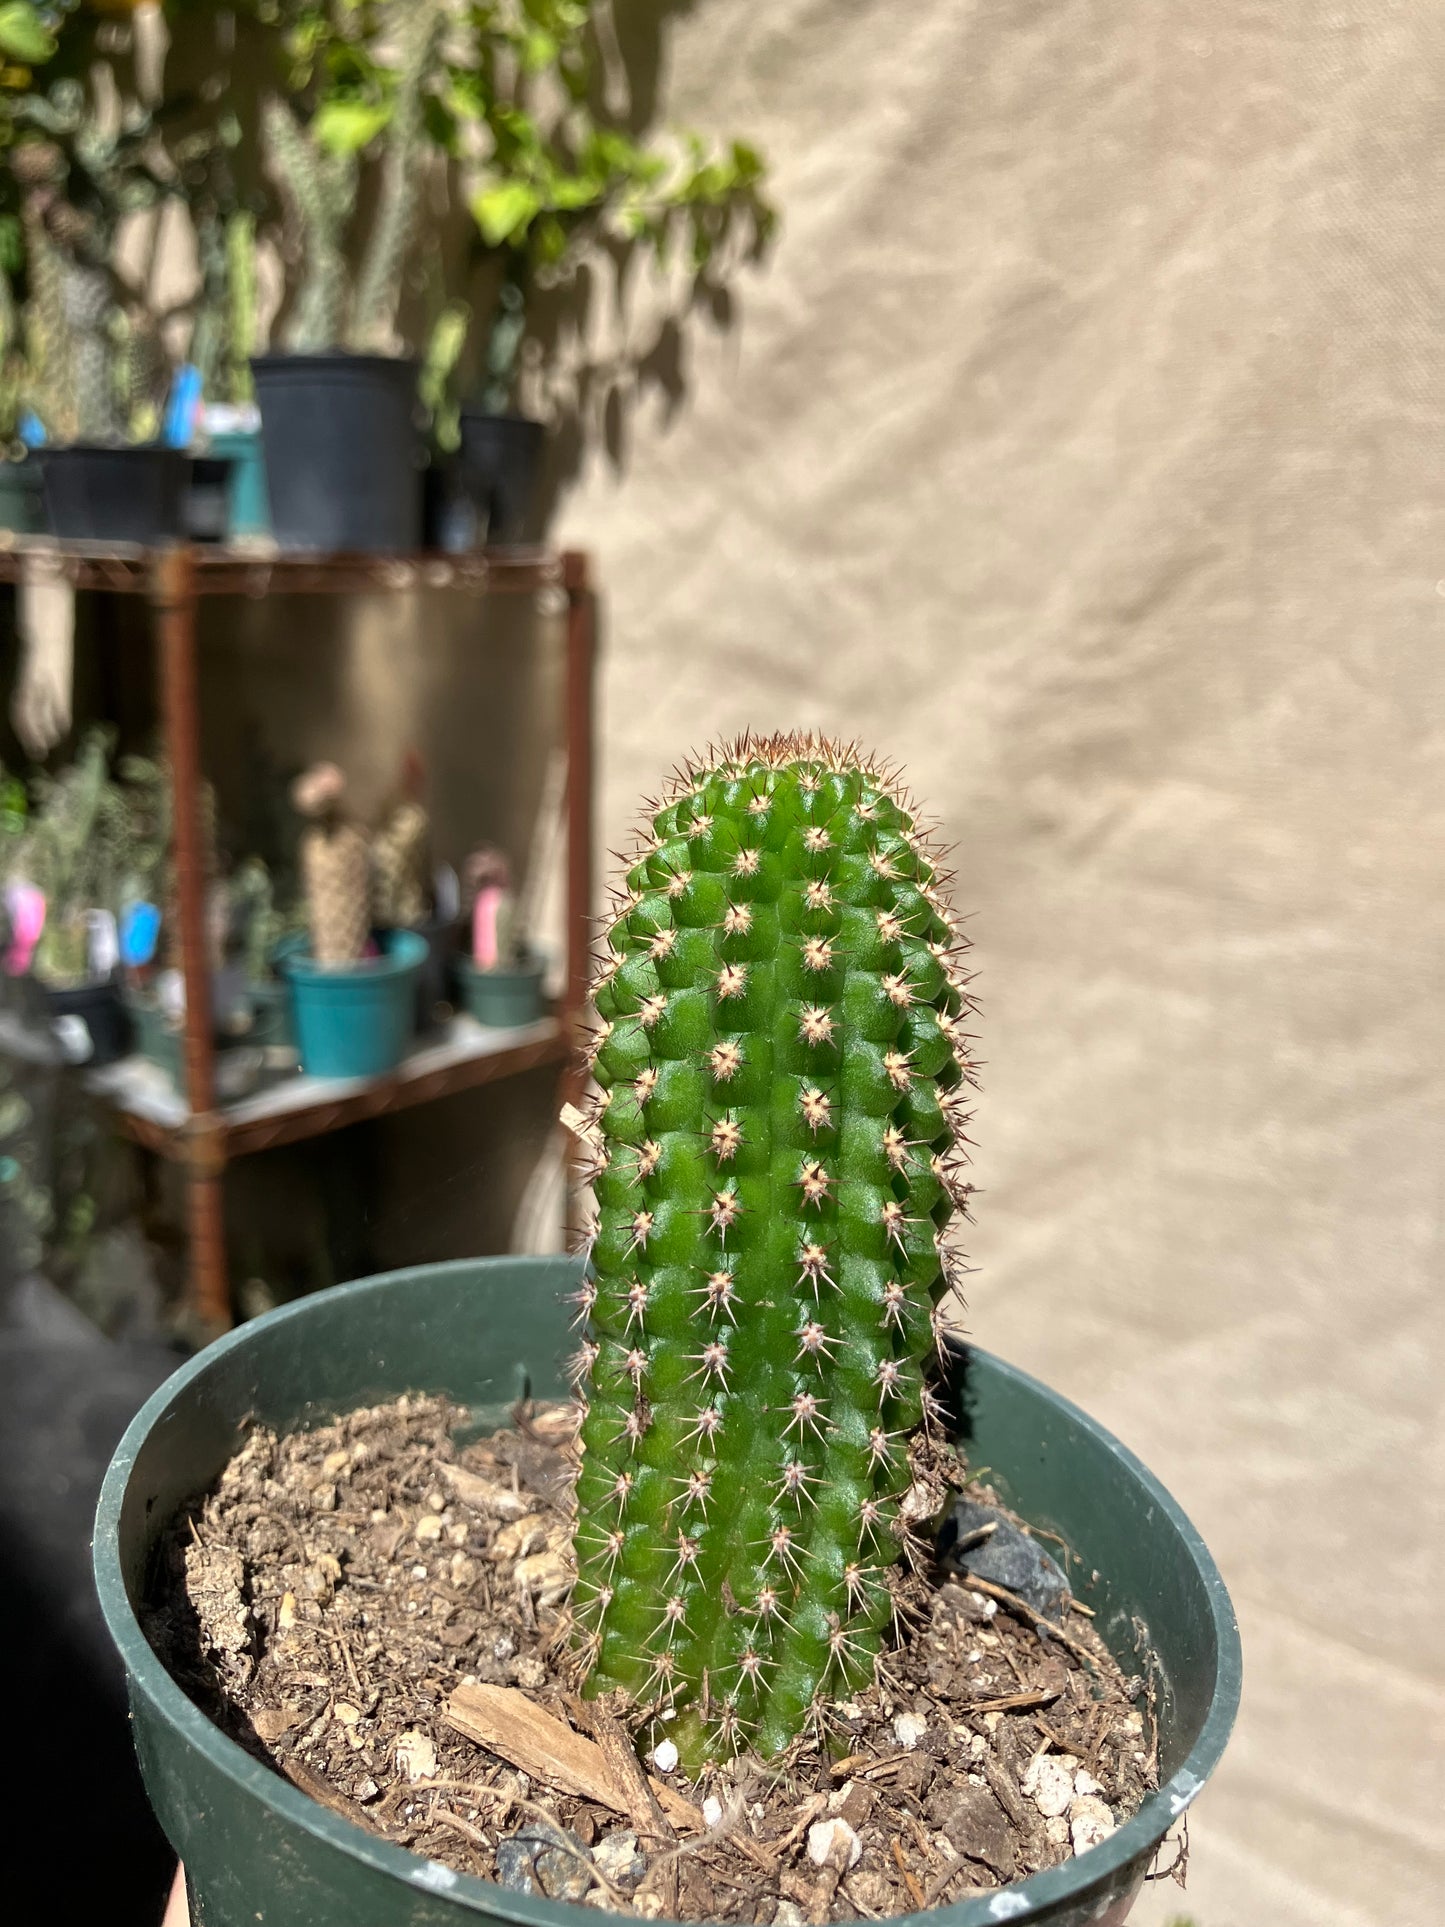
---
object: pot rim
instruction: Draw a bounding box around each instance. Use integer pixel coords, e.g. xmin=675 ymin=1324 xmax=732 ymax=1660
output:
xmin=93 ymin=1258 xmax=1241 ymax=1927
xmin=279 ymin=927 xmax=429 ymax=982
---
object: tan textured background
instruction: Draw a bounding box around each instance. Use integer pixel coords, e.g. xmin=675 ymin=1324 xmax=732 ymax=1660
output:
xmin=557 ymin=6 xmax=1445 ymax=1925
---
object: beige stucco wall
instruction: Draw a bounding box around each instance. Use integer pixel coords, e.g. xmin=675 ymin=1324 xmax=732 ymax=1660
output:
xmin=558 ymin=6 xmax=1445 ymax=1925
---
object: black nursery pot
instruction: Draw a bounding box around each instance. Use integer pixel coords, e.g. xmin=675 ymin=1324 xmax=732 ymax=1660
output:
xmin=185 ymin=455 xmax=236 ymax=544
xmin=37 ymin=446 xmax=191 ymax=544
xmin=456 ymin=409 xmax=545 ymax=545
xmin=95 ymin=1257 xmax=1240 ymax=1927
xmin=251 ymin=353 xmax=424 ymax=553
xmin=43 ymin=977 xmax=131 ymax=1066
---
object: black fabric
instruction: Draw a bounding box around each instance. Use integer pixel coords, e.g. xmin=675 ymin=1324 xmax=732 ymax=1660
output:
xmin=0 ymin=1273 xmax=178 ymax=1925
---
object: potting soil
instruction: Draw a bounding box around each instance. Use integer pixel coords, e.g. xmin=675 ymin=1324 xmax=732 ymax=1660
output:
xmin=144 ymin=1397 xmax=1159 ymax=1921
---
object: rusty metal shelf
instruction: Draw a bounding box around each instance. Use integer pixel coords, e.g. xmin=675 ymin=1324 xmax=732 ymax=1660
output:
xmin=85 ymin=1014 xmax=568 ymax=1161
xmin=2 ymin=540 xmax=595 ymax=1326
xmin=0 ymin=538 xmax=562 ymax=598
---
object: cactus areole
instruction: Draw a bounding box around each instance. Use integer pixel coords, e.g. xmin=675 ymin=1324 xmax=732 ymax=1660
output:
xmin=568 ymin=736 xmax=976 ymax=1772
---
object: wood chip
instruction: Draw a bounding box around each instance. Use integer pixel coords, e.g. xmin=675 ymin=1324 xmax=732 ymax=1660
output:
xmin=438 ymin=1461 xmax=532 ymax=1518
xmin=443 ymin=1681 xmax=702 ymax=1833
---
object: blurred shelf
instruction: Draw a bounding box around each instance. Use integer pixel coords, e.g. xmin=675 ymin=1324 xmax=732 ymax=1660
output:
xmin=0 ymin=538 xmax=564 ymax=599
xmin=96 ymin=1012 xmax=566 ymax=1159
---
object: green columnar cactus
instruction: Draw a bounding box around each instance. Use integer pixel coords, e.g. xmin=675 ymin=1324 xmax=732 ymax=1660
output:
xmin=350 ymin=0 xmax=447 ymax=352
xmin=264 ymin=96 xmax=354 ymax=353
xmin=569 ymin=735 xmax=976 ymax=1772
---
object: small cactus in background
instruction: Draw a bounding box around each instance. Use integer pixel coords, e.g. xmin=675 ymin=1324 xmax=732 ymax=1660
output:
xmin=349 ymin=0 xmax=447 ymax=352
xmin=19 ymin=729 xmax=131 ymax=986
xmin=263 ymin=96 xmax=353 ymax=353
xmin=228 ymin=857 xmax=282 ymax=987
xmin=9 ymin=80 xmax=174 ymax=441
xmin=568 ymin=734 xmax=976 ymax=1771
xmin=292 ymin=764 xmax=370 ymax=967
xmin=266 ymin=0 xmax=446 ymax=355
xmin=372 ymin=753 xmax=432 ymax=929
xmin=466 ymin=846 xmax=518 ymax=970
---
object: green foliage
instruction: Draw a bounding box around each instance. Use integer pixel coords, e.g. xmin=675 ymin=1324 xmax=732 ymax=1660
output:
xmin=572 ymin=737 xmax=975 ymax=1771
xmin=0 ymin=4 xmax=55 ymax=70
xmin=271 ymin=0 xmax=774 ymax=402
xmin=418 ymin=298 xmax=469 ymax=450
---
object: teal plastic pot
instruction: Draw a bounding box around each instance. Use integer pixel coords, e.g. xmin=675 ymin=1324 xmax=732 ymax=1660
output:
xmin=208 ymin=428 xmax=271 ymax=540
xmin=280 ymin=930 xmax=425 ymax=1079
xmin=94 ymin=1257 xmax=1240 ymax=1927
xmin=458 ymin=952 xmax=545 ymax=1028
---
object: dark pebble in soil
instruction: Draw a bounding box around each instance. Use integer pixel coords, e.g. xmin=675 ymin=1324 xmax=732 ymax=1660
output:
xmin=495 ymin=1821 xmax=593 ymax=1901
xmin=925 ymin=1782 xmax=1017 ymax=1879
xmin=936 ymin=1496 xmax=1070 ymax=1619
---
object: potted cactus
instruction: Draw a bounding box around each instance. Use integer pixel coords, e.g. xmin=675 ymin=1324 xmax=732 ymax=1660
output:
xmin=93 ymin=736 xmax=1239 ymax=1926
xmin=371 ymin=751 xmax=460 ymax=1033
xmin=0 ymin=268 xmax=43 ymax=533
xmin=279 ymin=762 xmax=425 ymax=1078
xmin=457 ymin=842 xmax=545 ymax=1027
xmin=9 ymin=81 xmax=186 ymax=542
xmin=250 ymin=0 xmax=446 ymax=553
xmin=4 ymin=728 xmax=136 ymax=1063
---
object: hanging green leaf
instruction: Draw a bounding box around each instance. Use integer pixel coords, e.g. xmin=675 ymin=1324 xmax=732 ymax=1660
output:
xmin=0 ymin=4 xmax=54 ymax=66
xmin=312 ymin=97 xmax=391 ymax=155
xmin=471 ymin=179 xmax=541 ymax=246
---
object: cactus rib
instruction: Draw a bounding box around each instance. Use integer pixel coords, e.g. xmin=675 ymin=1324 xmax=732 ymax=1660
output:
xmin=571 ymin=734 xmax=976 ymax=1772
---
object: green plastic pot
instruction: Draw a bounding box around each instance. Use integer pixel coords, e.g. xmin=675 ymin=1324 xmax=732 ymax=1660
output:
xmin=458 ymin=952 xmax=546 ymax=1028
xmin=280 ymin=930 xmax=426 ymax=1079
xmin=0 ymin=456 xmax=43 ymax=533
xmin=208 ymin=428 xmax=271 ymax=540
xmin=94 ymin=1257 xmax=1240 ymax=1927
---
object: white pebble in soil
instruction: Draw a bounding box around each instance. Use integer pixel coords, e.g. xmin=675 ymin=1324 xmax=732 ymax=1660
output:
xmin=1069 ymin=1795 xmax=1116 ymax=1855
xmin=1022 ymin=1752 xmax=1079 ymax=1819
xmin=393 ymin=1731 xmax=437 ymax=1783
xmin=592 ymin=1830 xmax=644 ymax=1889
xmin=893 ymin=1711 xmax=929 ymax=1749
xmin=651 ymin=1739 xmax=679 ymax=1773
xmin=807 ymin=1817 xmax=862 ymax=1870
xmin=702 ymin=1794 xmax=724 ymax=1828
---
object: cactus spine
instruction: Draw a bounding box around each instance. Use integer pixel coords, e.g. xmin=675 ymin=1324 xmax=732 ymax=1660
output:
xmin=570 ymin=735 xmax=976 ymax=1772
xmin=292 ymin=765 xmax=371 ymax=967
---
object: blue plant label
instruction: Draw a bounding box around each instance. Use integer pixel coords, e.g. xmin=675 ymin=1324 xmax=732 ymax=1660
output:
xmin=120 ymin=901 xmax=163 ymax=968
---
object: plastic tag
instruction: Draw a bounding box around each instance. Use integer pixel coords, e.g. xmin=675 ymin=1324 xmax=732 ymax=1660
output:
xmin=120 ymin=901 xmax=163 ymax=968
xmin=87 ymin=910 xmax=119 ymax=979
xmin=434 ymin=862 xmax=461 ymax=922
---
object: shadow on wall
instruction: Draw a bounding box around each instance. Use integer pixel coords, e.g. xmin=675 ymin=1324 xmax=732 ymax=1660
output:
xmin=457 ymin=0 xmax=770 ymax=535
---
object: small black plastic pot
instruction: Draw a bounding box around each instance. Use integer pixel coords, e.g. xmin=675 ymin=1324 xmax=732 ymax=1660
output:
xmin=374 ymin=913 xmax=462 ymax=1034
xmin=456 ymin=409 xmax=544 ymax=545
xmin=43 ymin=977 xmax=131 ymax=1066
xmin=185 ymin=456 xmax=235 ymax=544
xmin=95 ymin=1257 xmax=1240 ymax=1927
xmin=37 ymin=446 xmax=191 ymax=545
xmin=251 ymin=353 xmax=423 ymax=553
